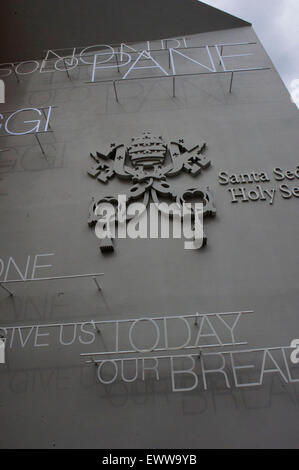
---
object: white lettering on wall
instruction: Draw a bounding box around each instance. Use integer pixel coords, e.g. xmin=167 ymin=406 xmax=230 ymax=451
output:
xmin=1 ymin=107 xmax=53 ymax=136
xmin=0 ymin=253 xmax=54 ymax=281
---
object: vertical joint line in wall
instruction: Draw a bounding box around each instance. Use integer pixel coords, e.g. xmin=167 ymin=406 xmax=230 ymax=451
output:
xmin=0 ymin=283 xmax=14 ymax=296
xmin=113 ymin=81 xmax=119 ymax=102
xmin=35 ymin=133 xmax=45 ymax=156
xmin=93 ymin=276 xmax=102 ymax=291
xmin=219 ymin=45 xmax=224 ymax=66
xmin=116 ymin=49 xmax=120 ymax=73
xmin=63 ymin=59 xmax=71 ymax=81
xmin=11 ymin=65 xmax=20 ymax=83
xmin=229 ymin=71 xmax=234 ymax=93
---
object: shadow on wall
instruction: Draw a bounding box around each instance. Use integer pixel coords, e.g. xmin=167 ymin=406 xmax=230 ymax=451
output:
xmin=0 ymin=0 xmax=250 ymax=62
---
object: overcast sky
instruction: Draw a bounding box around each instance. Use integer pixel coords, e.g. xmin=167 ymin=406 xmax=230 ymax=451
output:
xmin=203 ymin=0 xmax=299 ymax=107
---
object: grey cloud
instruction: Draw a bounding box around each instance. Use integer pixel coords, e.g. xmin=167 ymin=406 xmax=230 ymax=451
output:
xmin=203 ymin=0 xmax=299 ymax=105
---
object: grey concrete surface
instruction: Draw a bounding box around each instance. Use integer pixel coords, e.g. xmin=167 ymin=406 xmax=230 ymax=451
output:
xmin=0 ymin=0 xmax=249 ymax=62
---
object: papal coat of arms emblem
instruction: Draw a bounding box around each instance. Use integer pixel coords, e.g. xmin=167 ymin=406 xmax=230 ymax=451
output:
xmin=87 ymin=131 xmax=216 ymax=253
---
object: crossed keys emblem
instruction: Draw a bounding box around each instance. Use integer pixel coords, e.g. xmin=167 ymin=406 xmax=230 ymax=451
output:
xmin=87 ymin=132 xmax=216 ymax=252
